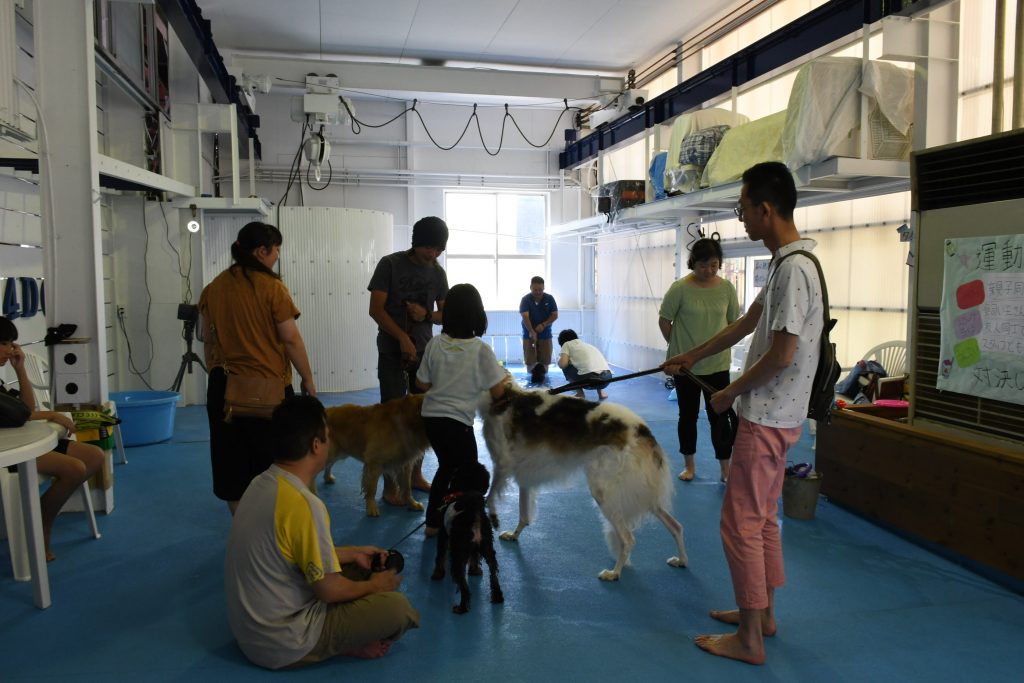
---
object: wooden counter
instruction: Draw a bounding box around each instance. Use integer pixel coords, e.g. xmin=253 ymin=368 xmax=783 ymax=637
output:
xmin=816 ymin=407 xmax=1024 ymax=580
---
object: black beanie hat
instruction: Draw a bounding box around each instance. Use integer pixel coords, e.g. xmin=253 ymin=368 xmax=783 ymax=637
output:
xmin=411 ymin=216 xmax=449 ymax=251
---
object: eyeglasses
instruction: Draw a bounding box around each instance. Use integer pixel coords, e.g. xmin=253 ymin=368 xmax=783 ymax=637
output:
xmin=733 ymin=203 xmax=745 ymax=220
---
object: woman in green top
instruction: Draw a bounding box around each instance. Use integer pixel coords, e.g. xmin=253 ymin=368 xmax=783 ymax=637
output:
xmin=658 ymin=238 xmax=740 ymax=482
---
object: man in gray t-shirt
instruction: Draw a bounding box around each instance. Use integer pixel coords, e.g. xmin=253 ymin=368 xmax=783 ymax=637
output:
xmin=367 ymin=216 xmax=449 ymax=496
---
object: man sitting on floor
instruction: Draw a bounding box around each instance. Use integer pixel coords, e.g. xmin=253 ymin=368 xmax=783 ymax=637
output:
xmin=557 ymin=329 xmax=613 ymax=400
xmin=224 ymin=395 xmax=419 ymax=670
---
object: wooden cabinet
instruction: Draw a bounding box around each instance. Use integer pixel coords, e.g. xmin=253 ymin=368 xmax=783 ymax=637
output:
xmin=816 ymin=407 xmax=1024 ymax=581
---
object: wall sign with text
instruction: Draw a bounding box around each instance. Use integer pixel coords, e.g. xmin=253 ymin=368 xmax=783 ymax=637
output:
xmin=938 ymin=234 xmax=1024 ymax=405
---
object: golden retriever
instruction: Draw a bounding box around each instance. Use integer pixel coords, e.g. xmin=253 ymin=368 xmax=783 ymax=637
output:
xmin=322 ymin=394 xmax=429 ymax=517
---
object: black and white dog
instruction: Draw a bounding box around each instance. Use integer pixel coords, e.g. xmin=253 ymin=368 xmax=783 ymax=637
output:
xmin=482 ymin=383 xmax=688 ymax=581
xmin=431 ymin=461 xmax=504 ymax=614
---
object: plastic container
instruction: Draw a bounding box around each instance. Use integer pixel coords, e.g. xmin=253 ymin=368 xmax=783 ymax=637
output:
xmin=873 ymin=399 xmax=909 ymax=408
xmin=782 ymin=472 xmax=823 ymax=519
xmin=109 ymin=391 xmax=180 ymax=446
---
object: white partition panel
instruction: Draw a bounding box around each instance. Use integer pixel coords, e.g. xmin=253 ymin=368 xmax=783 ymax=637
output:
xmin=595 ymin=228 xmax=678 ymax=373
xmin=279 ymin=207 xmax=393 ymax=393
xmin=204 ymin=209 xmax=392 ymax=393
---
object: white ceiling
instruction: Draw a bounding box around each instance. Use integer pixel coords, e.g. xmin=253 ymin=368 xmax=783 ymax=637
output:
xmin=200 ymin=0 xmax=739 ymax=103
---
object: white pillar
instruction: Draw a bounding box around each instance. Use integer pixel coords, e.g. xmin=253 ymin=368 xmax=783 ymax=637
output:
xmin=34 ymin=0 xmax=108 ymax=404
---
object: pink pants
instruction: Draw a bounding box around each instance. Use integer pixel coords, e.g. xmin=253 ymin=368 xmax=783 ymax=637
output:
xmin=720 ymin=417 xmax=803 ymax=610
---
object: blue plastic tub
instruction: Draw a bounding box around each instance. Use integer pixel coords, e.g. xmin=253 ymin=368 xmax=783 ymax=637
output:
xmin=109 ymin=391 xmax=181 ymax=446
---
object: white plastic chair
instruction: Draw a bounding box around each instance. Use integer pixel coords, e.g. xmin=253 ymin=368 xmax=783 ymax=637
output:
xmin=861 ymin=340 xmax=907 ymax=377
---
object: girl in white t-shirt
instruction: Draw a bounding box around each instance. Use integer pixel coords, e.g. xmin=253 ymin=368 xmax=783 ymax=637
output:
xmin=416 ymin=284 xmax=508 ymax=536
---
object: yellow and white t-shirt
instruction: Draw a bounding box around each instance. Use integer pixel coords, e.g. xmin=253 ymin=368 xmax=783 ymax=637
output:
xmin=224 ymin=465 xmax=340 ymax=669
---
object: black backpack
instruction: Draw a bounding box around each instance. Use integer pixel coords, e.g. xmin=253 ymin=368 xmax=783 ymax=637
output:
xmin=0 ymin=389 xmax=32 ymax=428
xmin=769 ymin=250 xmax=841 ymax=424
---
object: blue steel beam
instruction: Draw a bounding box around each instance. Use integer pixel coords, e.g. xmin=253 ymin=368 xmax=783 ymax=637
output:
xmin=560 ymin=0 xmax=908 ymax=169
xmin=157 ymin=0 xmax=262 ymax=159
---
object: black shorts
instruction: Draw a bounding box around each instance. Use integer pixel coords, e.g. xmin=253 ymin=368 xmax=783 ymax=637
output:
xmin=207 ymin=367 xmax=293 ymax=501
xmin=8 ymin=437 xmax=71 ymax=472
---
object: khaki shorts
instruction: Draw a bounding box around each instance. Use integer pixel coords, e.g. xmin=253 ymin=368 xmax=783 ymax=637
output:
xmin=291 ymin=565 xmax=420 ymax=666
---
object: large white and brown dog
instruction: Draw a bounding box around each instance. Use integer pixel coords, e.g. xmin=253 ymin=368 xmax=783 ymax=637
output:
xmin=481 ymin=384 xmax=688 ymax=581
xmin=322 ymin=394 xmax=429 ymax=517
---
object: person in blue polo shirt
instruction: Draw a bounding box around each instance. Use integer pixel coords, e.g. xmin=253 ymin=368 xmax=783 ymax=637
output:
xmin=519 ymin=276 xmax=558 ymax=384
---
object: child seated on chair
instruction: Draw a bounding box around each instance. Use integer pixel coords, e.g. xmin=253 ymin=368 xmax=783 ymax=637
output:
xmin=1 ymin=316 xmax=104 ymax=561
xmin=556 ymin=329 xmax=613 ymax=400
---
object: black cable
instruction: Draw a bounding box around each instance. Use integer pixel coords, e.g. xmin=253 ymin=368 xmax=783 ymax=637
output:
xmin=116 ymin=307 xmax=155 ymax=391
xmin=472 ymin=104 xmax=507 ymax=157
xmin=117 ymin=196 xmax=156 ymax=387
xmin=305 ymin=158 xmax=333 ymax=190
xmin=157 ymin=201 xmax=192 ymax=303
xmin=684 ymin=222 xmax=703 ymax=251
xmin=506 ymin=100 xmax=574 ymax=148
xmin=339 ymin=97 xmax=415 ymax=135
xmin=277 ymin=120 xmax=311 ymax=225
xmin=410 ymin=100 xmax=476 ymax=151
xmin=337 ymin=93 xmax=583 ymax=156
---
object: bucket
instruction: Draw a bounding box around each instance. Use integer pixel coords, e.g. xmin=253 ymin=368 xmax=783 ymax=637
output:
xmin=109 ymin=391 xmax=180 ymax=446
xmin=782 ymin=472 xmax=823 ymax=520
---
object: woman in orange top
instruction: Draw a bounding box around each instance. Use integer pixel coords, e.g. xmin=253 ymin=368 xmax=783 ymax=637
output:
xmin=199 ymin=222 xmax=316 ymax=514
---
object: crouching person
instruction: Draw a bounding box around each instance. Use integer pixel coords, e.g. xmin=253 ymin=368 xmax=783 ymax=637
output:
xmin=557 ymin=329 xmax=613 ymax=400
xmin=225 ymin=395 xmax=419 ymax=669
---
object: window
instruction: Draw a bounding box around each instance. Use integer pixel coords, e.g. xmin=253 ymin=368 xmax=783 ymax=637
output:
xmin=444 ymin=192 xmax=546 ymax=308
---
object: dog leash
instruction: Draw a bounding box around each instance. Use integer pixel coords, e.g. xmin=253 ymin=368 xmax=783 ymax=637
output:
xmin=548 ymin=366 xmax=664 ymax=395
xmin=384 ymin=520 xmax=428 ymax=550
xmin=674 ymin=365 xmax=717 ymax=394
xmin=549 ymin=363 xmax=740 ymax=445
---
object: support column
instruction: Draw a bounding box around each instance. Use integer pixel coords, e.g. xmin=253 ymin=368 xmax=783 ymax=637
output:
xmin=34 ymin=0 xmax=108 ymax=404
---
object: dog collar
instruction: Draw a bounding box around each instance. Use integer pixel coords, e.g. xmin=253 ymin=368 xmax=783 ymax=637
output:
xmin=442 ymin=491 xmax=464 ymax=504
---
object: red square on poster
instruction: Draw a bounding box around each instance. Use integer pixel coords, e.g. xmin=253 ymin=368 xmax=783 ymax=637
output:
xmin=956 ymin=279 xmax=985 ymax=309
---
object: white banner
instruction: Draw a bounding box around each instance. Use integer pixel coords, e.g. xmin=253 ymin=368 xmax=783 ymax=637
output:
xmin=937 ymin=234 xmax=1024 ymax=405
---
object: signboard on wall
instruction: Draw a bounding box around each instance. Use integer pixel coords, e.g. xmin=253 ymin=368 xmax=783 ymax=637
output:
xmin=938 ymin=233 xmax=1024 ymax=405
xmin=753 ymin=258 xmax=771 ymax=287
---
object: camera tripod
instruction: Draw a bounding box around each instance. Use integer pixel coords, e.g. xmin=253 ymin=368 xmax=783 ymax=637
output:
xmin=171 ymin=319 xmax=207 ymax=392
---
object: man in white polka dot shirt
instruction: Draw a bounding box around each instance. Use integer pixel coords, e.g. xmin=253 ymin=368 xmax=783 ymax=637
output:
xmin=664 ymin=161 xmax=823 ymax=666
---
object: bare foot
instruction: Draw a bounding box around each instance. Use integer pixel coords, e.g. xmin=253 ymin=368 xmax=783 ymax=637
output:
xmin=598 ymin=391 xmax=609 ymax=400
xmin=343 ymin=640 xmax=392 ymax=659
xmin=678 ymin=469 xmax=695 ymax=481
xmin=46 ymin=549 xmax=56 ymax=562
xmin=412 ymin=478 xmax=432 ymax=493
xmin=710 ymin=609 xmax=776 ymax=637
xmin=694 ymin=633 xmax=765 ymax=665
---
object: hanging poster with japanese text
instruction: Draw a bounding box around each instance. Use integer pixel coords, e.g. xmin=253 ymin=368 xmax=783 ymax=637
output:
xmin=938 ymin=233 xmax=1024 ymax=405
